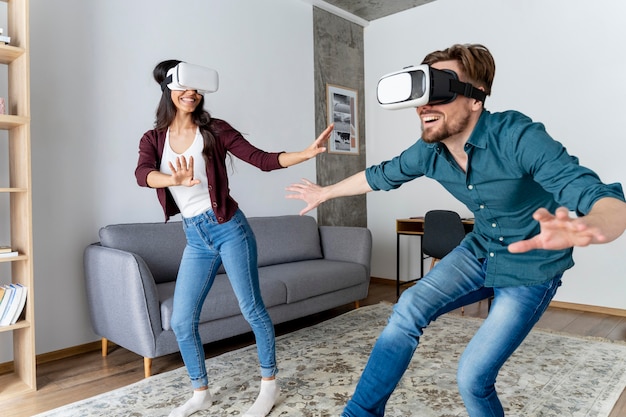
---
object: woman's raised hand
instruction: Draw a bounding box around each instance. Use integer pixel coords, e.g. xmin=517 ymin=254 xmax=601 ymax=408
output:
xmin=304 ymin=123 xmax=333 ymax=158
xmin=168 ymin=156 xmax=201 ymax=187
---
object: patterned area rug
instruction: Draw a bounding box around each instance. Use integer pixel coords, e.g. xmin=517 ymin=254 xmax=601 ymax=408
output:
xmin=34 ymin=303 xmax=626 ymax=417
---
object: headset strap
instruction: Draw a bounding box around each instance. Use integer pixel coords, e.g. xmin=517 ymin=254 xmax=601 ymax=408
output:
xmin=450 ymin=79 xmax=487 ymax=103
xmin=160 ymin=75 xmax=173 ymax=92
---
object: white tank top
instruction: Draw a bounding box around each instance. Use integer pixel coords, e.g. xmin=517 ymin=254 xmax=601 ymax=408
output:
xmin=160 ymin=128 xmax=212 ymax=218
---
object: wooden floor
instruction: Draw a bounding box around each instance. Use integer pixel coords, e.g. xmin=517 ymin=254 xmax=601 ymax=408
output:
xmin=2 ymin=280 xmax=625 ymax=417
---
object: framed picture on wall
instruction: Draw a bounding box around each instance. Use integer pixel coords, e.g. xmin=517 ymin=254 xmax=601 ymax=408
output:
xmin=326 ymin=84 xmax=359 ymax=155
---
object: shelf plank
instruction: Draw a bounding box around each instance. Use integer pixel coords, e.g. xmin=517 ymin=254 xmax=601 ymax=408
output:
xmin=0 ymin=114 xmax=29 ymax=129
xmin=0 ymin=188 xmax=28 ymax=192
xmin=0 ymin=319 xmax=31 ymax=333
xmin=0 ymin=44 xmax=25 ymax=64
xmin=0 ymin=253 xmax=27 ymax=262
xmin=0 ymin=372 xmax=36 ymax=398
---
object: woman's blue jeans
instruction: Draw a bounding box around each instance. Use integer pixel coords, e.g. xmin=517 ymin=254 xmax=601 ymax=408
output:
xmin=171 ymin=209 xmax=277 ymax=389
xmin=342 ymin=246 xmax=562 ymax=417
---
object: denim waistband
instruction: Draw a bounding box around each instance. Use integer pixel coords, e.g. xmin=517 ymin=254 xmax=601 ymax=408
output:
xmin=182 ymin=208 xmax=217 ymax=226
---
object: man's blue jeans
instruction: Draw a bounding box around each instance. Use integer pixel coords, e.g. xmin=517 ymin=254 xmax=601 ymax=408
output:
xmin=342 ymin=246 xmax=562 ymax=417
xmin=171 ymin=209 xmax=278 ymax=389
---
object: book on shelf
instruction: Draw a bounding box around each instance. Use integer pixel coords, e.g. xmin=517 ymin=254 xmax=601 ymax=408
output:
xmin=0 ymin=284 xmax=28 ymax=326
xmin=0 ymin=251 xmax=19 ymax=258
xmin=0 ymin=286 xmax=8 ymax=320
xmin=0 ymin=245 xmax=13 ymax=253
xmin=0 ymin=35 xmax=11 ymax=45
xmin=9 ymin=284 xmax=27 ymax=325
xmin=0 ymin=284 xmax=16 ymax=325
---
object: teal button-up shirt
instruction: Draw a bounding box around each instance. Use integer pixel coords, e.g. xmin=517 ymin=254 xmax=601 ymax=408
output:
xmin=366 ymin=110 xmax=625 ymax=287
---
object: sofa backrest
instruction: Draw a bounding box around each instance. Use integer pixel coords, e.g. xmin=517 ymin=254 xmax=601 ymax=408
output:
xmin=98 ymin=215 xmax=322 ymax=283
xmin=248 ymin=215 xmax=322 ymax=267
xmin=99 ymin=221 xmax=186 ymax=284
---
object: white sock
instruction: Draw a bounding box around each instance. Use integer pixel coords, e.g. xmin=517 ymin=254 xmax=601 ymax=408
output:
xmin=168 ymin=389 xmax=213 ymax=417
xmin=242 ymin=379 xmax=280 ymax=417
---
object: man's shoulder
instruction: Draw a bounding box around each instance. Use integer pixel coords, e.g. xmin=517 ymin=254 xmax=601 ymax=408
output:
xmin=480 ymin=110 xmax=542 ymax=139
xmin=483 ymin=109 xmax=533 ymax=124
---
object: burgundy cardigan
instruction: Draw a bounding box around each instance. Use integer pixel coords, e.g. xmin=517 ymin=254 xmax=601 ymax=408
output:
xmin=135 ymin=118 xmax=285 ymax=223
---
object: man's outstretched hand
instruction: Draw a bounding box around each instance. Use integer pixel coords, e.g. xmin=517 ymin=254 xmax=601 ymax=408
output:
xmin=508 ymin=207 xmax=605 ymax=253
xmin=285 ymin=178 xmax=324 ymax=216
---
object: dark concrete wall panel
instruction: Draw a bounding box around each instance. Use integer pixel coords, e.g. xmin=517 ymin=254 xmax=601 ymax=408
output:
xmin=313 ymin=8 xmax=367 ymax=227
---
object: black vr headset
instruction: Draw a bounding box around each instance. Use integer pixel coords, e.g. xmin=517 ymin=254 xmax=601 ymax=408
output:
xmin=377 ymin=64 xmax=486 ymax=110
xmin=160 ymin=62 xmax=219 ymax=95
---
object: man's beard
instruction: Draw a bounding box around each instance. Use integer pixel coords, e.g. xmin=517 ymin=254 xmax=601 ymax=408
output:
xmin=422 ymin=112 xmax=471 ymax=143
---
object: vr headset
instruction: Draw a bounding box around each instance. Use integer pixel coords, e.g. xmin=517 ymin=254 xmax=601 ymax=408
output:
xmin=377 ymin=64 xmax=486 ymax=110
xmin=161 ymin=62 xmax=219 ymax=95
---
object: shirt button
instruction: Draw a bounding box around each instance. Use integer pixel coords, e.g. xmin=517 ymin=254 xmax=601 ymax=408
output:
xmin=218 ymin=217 xmax=224 ymax=222
xmin=489 ymin=252 xmax=495 ymax=257
xmin=479 ymin=204 xmax=485 ymax=209
xmin=468 ymin=185 xmax=474 ymax=190
xmin=499 ymin=237 xmax=504 ymax=241
xmin=212 ymin=202 xmax=217 ymax=207
xmin=491 ymin=223 xmax=497 ymax=228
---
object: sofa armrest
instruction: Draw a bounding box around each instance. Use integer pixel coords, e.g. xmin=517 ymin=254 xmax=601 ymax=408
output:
xmin=319 ymin=226 xmax=372 ymax=276
xmin=83 ymin=243 xmax=163 ymax=358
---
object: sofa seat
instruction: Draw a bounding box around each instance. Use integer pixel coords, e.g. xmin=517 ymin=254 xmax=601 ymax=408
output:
xmin=261 ymin=260 xmax=368 ymax=303
xmin=158 ymin=258 xmax=367 ymax=331
xmin=158 ymin=275 xmax=288 ymax=331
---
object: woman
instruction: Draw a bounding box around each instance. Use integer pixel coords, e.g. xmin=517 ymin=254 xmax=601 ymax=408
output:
xmin=135 ymin=59 xmax=332 ymax=417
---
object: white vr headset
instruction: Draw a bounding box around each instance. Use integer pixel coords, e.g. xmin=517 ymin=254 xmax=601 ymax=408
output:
xmin=161 ymin=62 xmax=219 ymax=95
xmin=377 ymin=64 xmax=486 ymax=110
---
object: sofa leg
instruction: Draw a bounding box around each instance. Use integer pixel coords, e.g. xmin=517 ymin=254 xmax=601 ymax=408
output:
xmin=354 ymin=300 xmax=360 ymax=309
xmin=102 ymin=338 xmax=108 ymax=357
xmin=144 ymin=357 xmax=152 ymax=378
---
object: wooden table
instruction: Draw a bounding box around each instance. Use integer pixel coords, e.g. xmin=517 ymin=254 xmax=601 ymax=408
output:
xmin=396 ymin=217 xmax=474 ymax=297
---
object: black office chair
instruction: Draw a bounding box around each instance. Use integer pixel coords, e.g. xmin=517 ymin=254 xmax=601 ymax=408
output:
xmin=421 ymin=210 xmax=466 ymax=312
xmin=422 ymin=210 xmax=466 ymax=270
xmin=422 ymin=210 xmax=492 ymax=313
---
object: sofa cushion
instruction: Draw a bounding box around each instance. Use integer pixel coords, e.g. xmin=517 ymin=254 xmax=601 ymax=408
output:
xmin=99 ymin=222 xmax=185 ymax=284
xmin=259 ymin=260 xmax=368 ymax=303
xmin=158 ymin=274 xmax=287 ymax=331
xmin=248 ymin=215 xmax=323 ymax=267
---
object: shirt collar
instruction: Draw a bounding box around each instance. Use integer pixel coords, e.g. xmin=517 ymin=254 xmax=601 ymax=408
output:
xmin=465 ymin=109 xmax=490 ymax=150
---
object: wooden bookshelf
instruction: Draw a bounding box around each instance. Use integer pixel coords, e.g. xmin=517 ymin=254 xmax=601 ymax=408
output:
xmin=0 ymin=0 xmax=35 ymax=398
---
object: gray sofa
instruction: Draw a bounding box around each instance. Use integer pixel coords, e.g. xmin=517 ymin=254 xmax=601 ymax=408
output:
xmin=84 ymin=215 xmax=372 ymax=377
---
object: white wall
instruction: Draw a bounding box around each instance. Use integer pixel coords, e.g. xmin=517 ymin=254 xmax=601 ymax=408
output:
xmin=364 ymin=0 xmax=626 ymax=309
xmin=1 ymin=0 xmax=316 ymax=361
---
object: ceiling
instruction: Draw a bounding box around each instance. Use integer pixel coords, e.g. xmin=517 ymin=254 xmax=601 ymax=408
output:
xmin=320 ymin=0 xmax=435 ymax=22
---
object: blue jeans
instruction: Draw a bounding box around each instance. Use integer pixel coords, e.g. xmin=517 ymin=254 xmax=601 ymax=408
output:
xmin=171 ymin=209 xmax=277 ymax=389
xmin=342 ymin=246 xmax=562 ymax=417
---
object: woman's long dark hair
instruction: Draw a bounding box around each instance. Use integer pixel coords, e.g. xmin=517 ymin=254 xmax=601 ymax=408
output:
xmin=153 ymin=59 xmax=217 ymax=163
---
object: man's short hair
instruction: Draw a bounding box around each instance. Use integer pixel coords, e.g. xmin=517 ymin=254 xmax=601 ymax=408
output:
xmin=422 ymin=44 xmax=495 ymax=97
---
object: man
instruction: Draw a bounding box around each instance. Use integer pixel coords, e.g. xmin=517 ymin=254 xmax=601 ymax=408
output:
xmin=286 ymin=44 xmax=626 ymax=417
